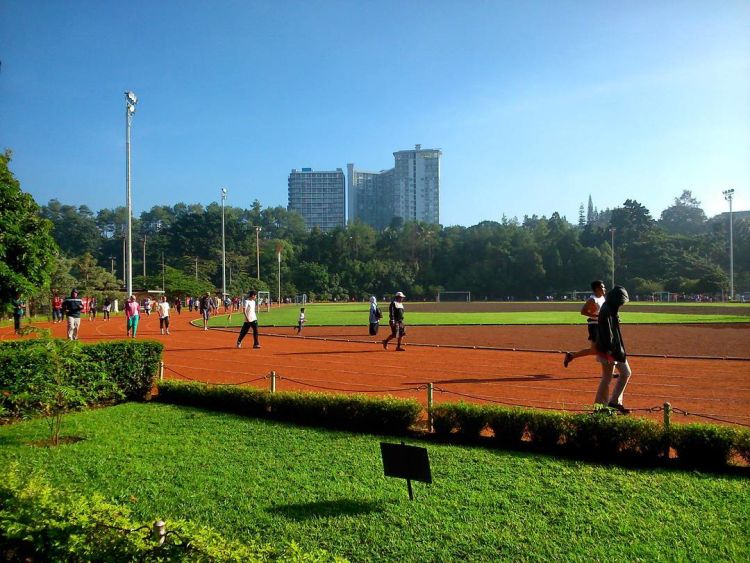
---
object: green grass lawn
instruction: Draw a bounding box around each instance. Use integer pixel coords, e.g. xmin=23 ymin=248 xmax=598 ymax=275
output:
xmin=207 ymin=303 xmax=750 ymax=328
xmin=2 ymin=403 xmax=748 ymax=561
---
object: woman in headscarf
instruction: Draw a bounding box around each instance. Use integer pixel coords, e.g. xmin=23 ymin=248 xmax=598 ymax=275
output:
xmin=595 ymin=286 xmax=632 ymax=413
xmin=368 ymin=296 xmax=382 ymax=336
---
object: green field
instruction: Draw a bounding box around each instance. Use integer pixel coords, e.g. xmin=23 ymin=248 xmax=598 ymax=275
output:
xmin=2 ymin=403 xmax=748 ymax=561
xmin=207 ymin=302 xmax=750 ymax=328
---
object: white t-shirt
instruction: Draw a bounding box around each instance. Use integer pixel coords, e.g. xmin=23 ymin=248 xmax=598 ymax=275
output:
xmin=158 ymin=302 xmax=170 ymax=318
xmin=587 ymin=294 xmax=606 ymax=324
xmin=298 ymin=312 xmax=305 ymax=323
xmin=243 ymin=298 xmax=257 ymax=323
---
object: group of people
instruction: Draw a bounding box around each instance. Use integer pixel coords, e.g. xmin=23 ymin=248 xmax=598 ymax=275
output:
xmin=367 ymin=292 xmax=407 ymax=351
xmin=564 ymin=280 xmax=633 ymax=414
xmin=125 ymin=295 xmax=172 ymax=338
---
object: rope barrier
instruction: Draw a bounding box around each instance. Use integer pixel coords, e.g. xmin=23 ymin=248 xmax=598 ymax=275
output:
xmin=431 ymin=385 xmax=592 ymax=413
xmin=277 ymin=375 xmax=426 ymax=394
xmin=160 ymin=364 xmax=750 ymax=427
xmin=163 ymin=366 xmax=267 ymax=386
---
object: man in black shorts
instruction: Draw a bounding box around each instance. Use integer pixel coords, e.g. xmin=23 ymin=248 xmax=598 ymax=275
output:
xmin=382 ymin=291 xmax=406 ymax=351
xmin=564 ymin=280 xmax=606 ymax=368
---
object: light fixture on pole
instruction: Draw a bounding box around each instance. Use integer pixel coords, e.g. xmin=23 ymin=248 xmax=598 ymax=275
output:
xmin=125 ymin=91 xmax=137 ymax=297
xmin=723 ymin=189 xmax=735 ymax=300
xmin=255 ymin=226 xmax=262 ymax=280
xmin=609 ymin=227 xmax=616 ymax=287
xmin=221 ymin=188 xmax=228 ymax=298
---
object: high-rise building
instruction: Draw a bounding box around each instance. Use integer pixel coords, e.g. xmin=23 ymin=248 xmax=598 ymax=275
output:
xmin=288 ymin=168 xmax=345 ymax=232
xmin=393 ymin=144 xmax=441 ymax=225
xmin=348 ymin=145 xmax=441 ymax=229
xmin=347 ymin=164 xmax=394 ymax=231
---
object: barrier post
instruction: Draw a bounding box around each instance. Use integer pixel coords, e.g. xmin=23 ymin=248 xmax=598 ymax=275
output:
xmin=270 ymin=371 xmax=276 ymax=393
xmin=663 ymin=402 xmax=672 ymax=430
xmin=159 ymin=361 xmax=164 ymax=382
xmin=663 ymin=402 xmax=672 ymax=459
xmin=152 ymin=520 xmax=166 ymax=546
xmin=427 ymin=383 xmax=434 ymax=433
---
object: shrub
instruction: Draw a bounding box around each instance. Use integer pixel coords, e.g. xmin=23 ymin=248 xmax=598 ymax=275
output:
xmin=526 ymin=411 xmax=572 ymax=451
xmin=157 ymin=381 xmax=421 ymax=436
xmin=569 ymin=412 xmax=666 ymax=461
xmin=0 ymin=339 xmax=162 ymax=421
xmin=734 ymin=429 xmax=750 ymax=464
xmin=486 ymin=406 xmax=527 ymax=447
xmin=0 ymin=465 xmax=343 ymax=562
xmin=83 ymin=340 xmax=163 ymax=400
xmin=670 ymin=423 xmax=738 ymax=468
xmin=451 ymin=402 xmax=488 ymax=440
xmin=431 ymin=403 xmax=458 ymax=437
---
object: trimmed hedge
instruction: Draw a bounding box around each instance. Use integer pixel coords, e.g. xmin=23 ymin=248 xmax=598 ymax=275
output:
xmin=157 ymin=380 xmax=421 ymax=435
xmin=0 ymin=339 xmax=163 ymax=418
xmin=430 ymin=401 xmax=750 ymax=469
xmin=0 ymin=465 xmax=343 ymax=562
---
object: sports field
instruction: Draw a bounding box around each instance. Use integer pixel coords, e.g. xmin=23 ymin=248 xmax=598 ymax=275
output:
xmin=6 ymin=302 xmax=748 ymax=428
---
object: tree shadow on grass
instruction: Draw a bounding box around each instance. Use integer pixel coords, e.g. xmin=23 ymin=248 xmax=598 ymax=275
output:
xmin=268 ymin=498 xmax=385 ymax=520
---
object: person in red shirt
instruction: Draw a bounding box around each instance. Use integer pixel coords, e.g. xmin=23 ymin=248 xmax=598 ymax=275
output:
xmin=52 ymin=293 xmax=63 ymax=323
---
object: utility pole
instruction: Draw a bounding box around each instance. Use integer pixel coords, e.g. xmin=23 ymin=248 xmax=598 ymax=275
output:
xmin=142 ymin=235 xmax=147 ymax=280
xmin=195 ymin=256 xmax=198 ymax=280
xmin=161 ymin=252 xmax=165 ymax=292
xmin=255 ymin=226 xmax=262 ymax=280
xmin=723 ymin=189 xmax=735 ymax=300
xmin=609 ymin=227 xmax=616 ymax=287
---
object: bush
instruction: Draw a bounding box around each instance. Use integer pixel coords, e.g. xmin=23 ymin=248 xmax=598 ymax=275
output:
xmin=0 ymin=339 xmax=162 ymax=420
xmin=431 ymin=403 xmax=458 ymax=437
xmin=526 ymin=411 xmax=572 ymax=451
xmin=0 ymin=465 xmax=342 ymax=562
xmin=157 ymin=381 xmax=421 ymax=436
xmin=486 ymin=406 xmax=527 ymax=447
xmin=734 ymin=429 xmax=750 ymax=464
xmin=569 ymin=412 xmax=666 ymax=461
xmin=670 ymin=423 xmax=738 ymax=468
xmin=451 ymin=402 xmax=488 ymax=440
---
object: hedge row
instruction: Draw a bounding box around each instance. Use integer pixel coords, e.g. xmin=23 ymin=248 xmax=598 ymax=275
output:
xmin=0 ymin=465 xmax=343 ymax=562
xmin=0 ymin=339 xmax=163 ymax=418
xmin=432 ymin=402 xmax=750 ymax=469
xmin=157 ymin=380 xmax=421 ymax=435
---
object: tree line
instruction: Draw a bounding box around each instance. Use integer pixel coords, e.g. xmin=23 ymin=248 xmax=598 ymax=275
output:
xmin=2 ymin=151 xmax=747 ymax=312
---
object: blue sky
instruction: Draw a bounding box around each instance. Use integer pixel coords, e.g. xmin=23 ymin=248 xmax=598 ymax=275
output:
xmin=1 ymin=1 xmax=748 ymax=225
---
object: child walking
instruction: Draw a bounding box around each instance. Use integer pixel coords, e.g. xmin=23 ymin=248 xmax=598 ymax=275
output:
xmin=297 ymin=307 xmax=306 ymax=334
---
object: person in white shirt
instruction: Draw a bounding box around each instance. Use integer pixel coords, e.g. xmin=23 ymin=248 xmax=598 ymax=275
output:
xmin=564 ymin=280 xmax=606 ymax=368
xmin=158 ymin=295 xmax=171 ymax=335
xmin=296 ymin=307 xmax=306 ymax=334
xmin=236 ymin=290 xmax=260 ymax=349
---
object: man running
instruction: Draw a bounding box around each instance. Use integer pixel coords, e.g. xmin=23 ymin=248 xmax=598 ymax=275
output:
xmin=564 ymin=280 xmax=606 ymax=368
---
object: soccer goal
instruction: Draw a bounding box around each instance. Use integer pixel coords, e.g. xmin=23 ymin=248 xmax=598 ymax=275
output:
xmin=294 ymin=293 xmax=308 ymax=305
xmin=257 ymin=291 xmax=271 ymax=312
xmin=436 ymin=290 xmax=471 ymax=302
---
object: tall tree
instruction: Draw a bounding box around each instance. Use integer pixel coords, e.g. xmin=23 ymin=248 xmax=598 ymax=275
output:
xmin=0 ymin=150 xmax=58 ymax=308
xmin=659 ymin=190 xmax=708 ymax=236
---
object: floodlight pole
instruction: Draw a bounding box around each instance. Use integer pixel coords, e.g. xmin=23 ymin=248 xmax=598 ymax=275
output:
xmin=723 ymin=189 xmax=735 ymax=300
xmin=221 ymin=188 xmax=228 ymax=298
xmin=255 ymin=226 xmax=262 ymax=280
xmin=124 ymin=91 xmax=137 ymax=297
xmin=609 ymin=227 xmax=616 ymax=287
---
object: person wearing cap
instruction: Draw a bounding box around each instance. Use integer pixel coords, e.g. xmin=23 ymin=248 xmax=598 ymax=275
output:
xmin=594 ymin=285 xmax=632 ymax=414
xmin=62 ymin=288 xmax=84 ymax=340
xmin=382 ymin=291 xmax=407 ymax=351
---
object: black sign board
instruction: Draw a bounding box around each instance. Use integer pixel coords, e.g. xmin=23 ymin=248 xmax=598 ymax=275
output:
xmin=380 ymin=442 xmax=432 ymax=500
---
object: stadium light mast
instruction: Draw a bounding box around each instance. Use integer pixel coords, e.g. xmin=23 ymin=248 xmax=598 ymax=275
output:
xmin=255 ymin=226 xmax=262 ymax=280
xmin=221 ymin=188 xmax=228 ymax=298
xmin=609 ymin=227 xmax=616 ymax=287
xmin=723 ymin=189 xmax=735 ymax=300
xmin=276 ymin=242 xmax=282 ymax=307
xmin=124 ymin=91 xmax=137 ymax=297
